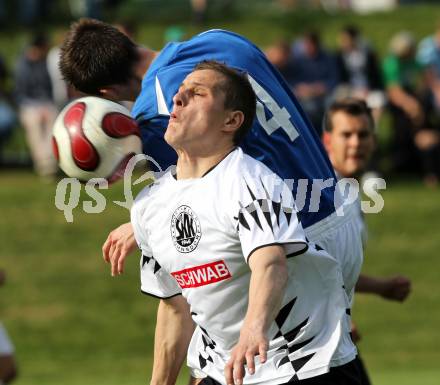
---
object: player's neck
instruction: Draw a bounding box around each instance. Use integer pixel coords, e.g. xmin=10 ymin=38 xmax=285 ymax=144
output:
xmin=175 ymin=146 xmax=235 ymax=180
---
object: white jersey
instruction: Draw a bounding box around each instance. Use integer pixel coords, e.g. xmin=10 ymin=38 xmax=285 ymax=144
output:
xmin=131 ymin=148 xmax=352 ymax=384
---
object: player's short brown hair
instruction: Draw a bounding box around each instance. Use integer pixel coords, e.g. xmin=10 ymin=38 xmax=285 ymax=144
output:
xmin=324 ymin=98 xmax=374 ymax=133
xmin=59 ymin=18 xmax=139 ymax=95
xmin=194 ymin=61 xmax=256 ymax=145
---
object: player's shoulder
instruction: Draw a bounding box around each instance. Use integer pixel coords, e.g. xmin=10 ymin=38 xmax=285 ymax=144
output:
xmin=195 ymin=29 xmax=250 ymax=43
xmin=235 ymin=148 xmax=280 ymax=177
xmin=225 ymin=148 xmax=284 ymax=194
xmin=132 ymin=172 xmax=174 ymax=215
xmin=184 ymin=29 xmax=263 ymax=60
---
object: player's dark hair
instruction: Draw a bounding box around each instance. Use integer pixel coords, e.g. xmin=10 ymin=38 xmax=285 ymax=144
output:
xmin=324 ymin=98 xmax=374 ymax=133
xmin=59 ymin=18 xmax=140 ymax=95
xmin=194 ymin=61 xmax=256 ymax=145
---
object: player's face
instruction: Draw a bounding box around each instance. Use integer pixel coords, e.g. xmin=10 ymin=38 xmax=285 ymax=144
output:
xmin=324 ymin=112 xmax=375 ymax=177
xmin=165 ymin=69 xmax=231 ymax=151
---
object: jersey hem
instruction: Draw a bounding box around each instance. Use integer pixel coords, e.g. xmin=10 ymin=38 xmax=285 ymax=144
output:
xmin=140 ymin=289 xmax=182 ymax=300
xmin=330 ymin=348 xmax=357 ymax=368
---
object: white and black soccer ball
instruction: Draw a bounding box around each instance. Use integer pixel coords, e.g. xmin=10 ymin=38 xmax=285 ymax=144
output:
xmin=52 ymin=96 xmax=142 ymax=183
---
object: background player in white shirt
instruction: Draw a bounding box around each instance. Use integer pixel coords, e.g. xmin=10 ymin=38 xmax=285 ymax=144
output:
xmin=131 ymin=61 xmax=360 ymax=385
xmin=322 ymin=98 xmax=412 ymax=385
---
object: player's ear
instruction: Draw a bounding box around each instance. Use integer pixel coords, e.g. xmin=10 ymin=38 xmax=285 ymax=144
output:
xmin=99 ymin=86 xmax=120 ymax=102
xmin=223 ymin=110 xmax=244 ymax=134
xmin=322 ymin=131 xmax=332 ymax=153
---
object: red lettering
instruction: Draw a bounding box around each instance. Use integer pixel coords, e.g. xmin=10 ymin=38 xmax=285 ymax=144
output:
xmin=171 ymin=260 xmax=232 ymax=289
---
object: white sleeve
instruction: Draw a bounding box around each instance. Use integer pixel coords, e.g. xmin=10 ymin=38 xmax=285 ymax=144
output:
xmin=131 ymin=194 xmax=182 ymax=299
xmin=234 ymin=172 xmax=308 ymax=262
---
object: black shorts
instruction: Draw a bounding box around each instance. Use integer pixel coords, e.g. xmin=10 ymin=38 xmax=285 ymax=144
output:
xmin=199 ymin=358 xmax=362 ymax=385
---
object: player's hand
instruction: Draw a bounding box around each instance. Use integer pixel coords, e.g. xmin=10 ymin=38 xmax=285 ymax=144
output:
xmin=102 ymin=222 xmax=137 ymax=276
xmin=224 ymin=326 xmax=268 ymax=385
xmin=380 ymin=275 xmax=411 ymax=302
xmin=350 ymin=321 xmax=361 ymax=343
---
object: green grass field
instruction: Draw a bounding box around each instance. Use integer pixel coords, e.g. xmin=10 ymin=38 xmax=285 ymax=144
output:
xmin=1 ymin=171 xmax=439 ymax=385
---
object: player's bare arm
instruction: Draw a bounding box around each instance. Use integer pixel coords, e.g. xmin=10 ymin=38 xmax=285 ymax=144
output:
xmin=150 ymin=296 xmax=195 ymax=385
xmin=356 ymin=274 xmax=411 ymax=302
xmin=225 ymin=245 xmax=288 ymax=385
xmin=102 ymin=222 xmax=137 ymax=276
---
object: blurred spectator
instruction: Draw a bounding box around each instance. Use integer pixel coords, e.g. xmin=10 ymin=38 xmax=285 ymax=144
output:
xmin=0 ymin=269 xmax=18 ymax=384
xmin=164 ymin=26 xmax=186 ymax=43
xmin=323 ymin=98 xmax=411 ymax=385
xmin=68 ymin=0 xmax=103 ymax=19
xmin=14 ymin=33 xmax=57 ymax=178
xmin=191 ymin=0 xmax=207 ymax=24
xmin=47 ymin=30 xmax=69 ymax=110
xmin=417 ymin=22 xmax=440 ymax=114
xmin=265 ymin=39 xmax=296 ymax=86
xmin=335 ymin=25 xmax=385 ymax=120
xmin=383 ymin=31 xmax=440 ymax=185
xmin=291 ymin=31 xmax=339 ymax=134
xmin=0 ymin=54 xmax=16 ymax=165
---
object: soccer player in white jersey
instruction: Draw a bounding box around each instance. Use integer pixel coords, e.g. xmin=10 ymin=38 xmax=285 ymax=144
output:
xmin=60 ymin=19 xmax=362 ymax=381
xmin=130 ymin=61 xmax=360 ymax=385
xmin=322 ymin=99 xmax=411 ymax=385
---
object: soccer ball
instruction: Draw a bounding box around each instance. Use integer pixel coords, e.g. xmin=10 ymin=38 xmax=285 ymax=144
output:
xmin=52 ymin=96 xmax=142 ymax=183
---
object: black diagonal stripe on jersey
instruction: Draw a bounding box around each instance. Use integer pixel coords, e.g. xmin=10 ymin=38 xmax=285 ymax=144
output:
xmin=284 ymin=318 xmax=309 ymax=343
xmin=207 ymin=355 xmax=213 ymax=363
xmin=287 ymin=336 xmax=315 ymax=354
xmin=258 ymin=198 xmax=273 ymax=233
xmin=153 ymin=260 xmax=161 ymax=274
xmin=199 ymin=325 xmax=209 ymax=336
xmin=283 ymin=207 xmax=292 ymax=225
xmin=199 ymin=325 xmax=215 ymax=346
xmin=199 ymin=354 xmax=207 ymax=369
xmin=272 ymin=200 xmax=282 ymax=227
xmin=290 ymin=353 xmax=315 ymax=372
xmin=275 ymin=297 xmax=297 ymax=328
xmin=191 ymin=312 xmax=197 ymax=316
xmin=202 ymin=334 xmax=209 ymax=350
xmin=260 ymin=176 xmax=271 ymax=199
xmin=142 ymin=254 xmax=151 ymax=267
xmin=315 ymin=244 xmax=324 ymax=251
xmin=275 ymin=343 xmax=288 ymax=353
xmin=245 ymin=181 xmax=257 ymax=201
xmin=238 ymin=211 xmax=250 ymax=231
xmin=245 ymin=202 xmax=263 ymax=231
xmin=296 ymin=210 xmax=303 ymax=226
xmin=288 ymin=374 xmax=300 ymax=382
xmin=277 ymin=355 xmax=291 ymax=368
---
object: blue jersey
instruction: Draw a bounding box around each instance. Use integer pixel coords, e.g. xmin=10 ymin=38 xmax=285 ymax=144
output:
xmin=132 ymin=30 xmax=337 ymax=228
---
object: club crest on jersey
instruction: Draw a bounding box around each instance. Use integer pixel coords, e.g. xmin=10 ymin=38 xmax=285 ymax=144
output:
xmin=170 ymin=205 xmax=202 ymax=253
